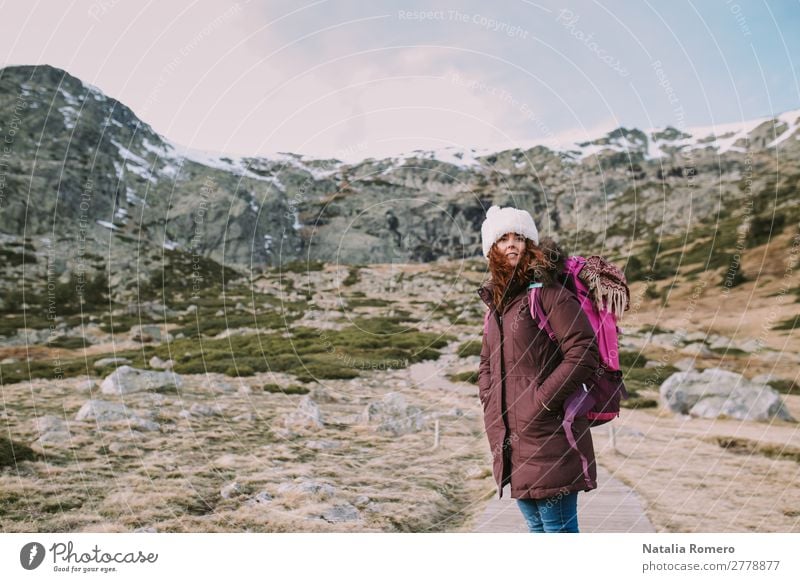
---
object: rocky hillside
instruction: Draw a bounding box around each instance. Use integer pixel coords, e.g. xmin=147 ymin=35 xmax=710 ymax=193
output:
xmin=2 ymin=64 xmax=799 ymax=277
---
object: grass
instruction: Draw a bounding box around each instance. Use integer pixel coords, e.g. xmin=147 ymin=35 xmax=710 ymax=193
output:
xmin=0 ymin=315 xmax=452 ymax=385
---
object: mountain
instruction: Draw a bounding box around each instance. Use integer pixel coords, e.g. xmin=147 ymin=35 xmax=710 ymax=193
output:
xmin=1 ymin=64 xmax=799 ymax=289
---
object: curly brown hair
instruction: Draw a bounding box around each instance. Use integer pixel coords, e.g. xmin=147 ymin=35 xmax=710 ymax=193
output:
xmin=487 ymin=235 xmax=565 ymax=310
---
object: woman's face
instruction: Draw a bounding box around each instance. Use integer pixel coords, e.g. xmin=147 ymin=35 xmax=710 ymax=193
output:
xmin=495 ymin=232 xmax=526 ymax=267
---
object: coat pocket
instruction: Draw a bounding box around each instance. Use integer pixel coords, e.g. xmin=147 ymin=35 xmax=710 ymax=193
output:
xmin=516 ymin=378 xmax=541 ymax=433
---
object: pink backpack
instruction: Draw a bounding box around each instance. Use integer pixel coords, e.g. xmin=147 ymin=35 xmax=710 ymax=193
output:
xmin=529 ymin=255 xmax=630 ymax=488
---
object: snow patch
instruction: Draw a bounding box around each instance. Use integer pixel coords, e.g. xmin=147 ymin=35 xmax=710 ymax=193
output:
xmin=96 ymin=220 xmax=120 ymax=231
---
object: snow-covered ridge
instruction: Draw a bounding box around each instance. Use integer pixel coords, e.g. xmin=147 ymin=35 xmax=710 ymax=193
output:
xmin=375 ymin=108 xmax=800 ymax=167
xmin=560 ymin=108 xmax=800 ymax=162
xmin=157 ymin=137 xmax=338 ymax=185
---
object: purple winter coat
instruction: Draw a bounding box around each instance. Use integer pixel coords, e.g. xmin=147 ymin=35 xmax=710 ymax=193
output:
xmin=477 ymin=252 xmax=600 ymax=500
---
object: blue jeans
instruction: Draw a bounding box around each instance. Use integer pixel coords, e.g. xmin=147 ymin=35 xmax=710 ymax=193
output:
xmin=516 ymin=491 xmax=579 ymax=532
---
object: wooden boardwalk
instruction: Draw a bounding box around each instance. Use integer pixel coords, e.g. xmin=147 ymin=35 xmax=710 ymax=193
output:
xmin=472 ymin=464 xmax=655 ymax=533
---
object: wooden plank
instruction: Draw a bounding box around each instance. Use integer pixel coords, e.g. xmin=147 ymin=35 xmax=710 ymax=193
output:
xmin=472 ymin=464 xmax=655 ymax=533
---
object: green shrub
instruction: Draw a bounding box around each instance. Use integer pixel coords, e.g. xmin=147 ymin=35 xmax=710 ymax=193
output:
xmin=457 ymin=340 xmax=482 ymax=358
xmin=618 ymin=350 xmax=647 ymax=368
xmin=262 ymin=383 xmax=309 ymax=395
xmin=448 ymin=371 xmax=478 ymax=384
xmin=773 ymin=315 xmax=799 ymax=331
xmin=343 ymin=267 xmax=360 ymax=286
xmin=225 ymin=365 xmax=255 ymax=377
xmin=0 ymin=437 xmax=38 ymax=467
xmin=767 ymin=379 xmax=800 ymax=395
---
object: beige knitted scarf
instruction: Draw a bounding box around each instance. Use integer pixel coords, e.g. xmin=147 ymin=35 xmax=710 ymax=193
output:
xmin=577 ymin=255 xmax=631 ymax=318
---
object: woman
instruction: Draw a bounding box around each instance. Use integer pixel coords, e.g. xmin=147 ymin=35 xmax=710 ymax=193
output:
xmin=476 ymin=205 xmax=600 ymax=533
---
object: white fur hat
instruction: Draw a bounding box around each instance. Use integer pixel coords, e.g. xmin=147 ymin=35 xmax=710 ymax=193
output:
xmin=480 ymin=205 xmax=539 ymax=258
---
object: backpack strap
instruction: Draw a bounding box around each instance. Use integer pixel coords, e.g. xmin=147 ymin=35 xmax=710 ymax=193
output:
xmin=563 ymin=383 xmax=597 ymax=489
xmin=527 ymin=282 xmax=557 ymax=342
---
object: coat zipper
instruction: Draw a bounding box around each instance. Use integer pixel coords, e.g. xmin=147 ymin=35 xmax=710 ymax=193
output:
xmin=496 ymin=308 xmax=508 ymax=499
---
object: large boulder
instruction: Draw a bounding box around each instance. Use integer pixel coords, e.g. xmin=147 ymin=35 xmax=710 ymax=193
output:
xmin=360 ymin=392 xmax=428 ymax=435
xmin=31 ymin=415 xmax=71 ymax=446
xmin=74 ymin=400 xmax=160 ymax=431
xmin=93 ymin=357 xmax=132 ymax=369
xmin=75 ymin=400 xmax=136 ymax=422
xmin=277 ymin=479 xmax=336 ymax=500
xmin=659 ymin=368 xmax=794 ymax=422
xmin=282 ymin=396 xmax=324 ymax=430
xmin=321 ymin=503 xmax=361 ymax=523
xmin=129 ymin=324 xmax=173 ymax=343
xmin=100 ymin=366 xmax=182 ymax=395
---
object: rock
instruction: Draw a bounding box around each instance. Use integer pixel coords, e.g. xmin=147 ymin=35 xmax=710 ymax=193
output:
xmin=751 ymin=373 xmax=779 ymax=385
xmin=100 ymin=366 xmax=182 ymax=395
xmin=277 ymin=479 xmax=336 ymax=500
xmin=305 ymin=439 xmax=341 ymax=450
xmin=737 ymin=339 xmax=762 ymax=352
xmin=213 ymin=381 xmax=237 ymax=394
xmin=73 ymin=403 xmax=160 ymax=431
xmin=647 ymin=332 xmax=680 ymax=349
xmin=1 ymin=357 xmax=19 ymax=364
xmin=309 ymin=386 xmax=337 ymax=403
xmin=74 ymin=401 xmax=159 ymax=431
xmin=75 ymin=400 xmax=137 ymax=423
xmin=270 ymin=427 xmax=297 ymax=440
xmin=659 ymin=368 xmax=795 ymax=422
xmin=360 ymin=392 xmax=428 ymax=435
xmin=130 ymin=324 xmax=173 ymax=343
xmin=321 ymin=503 xmax=361 ymax=523
xmin=672 ymin=358 xmax=696 ymax=371
xmin=282 ymin=396 xmax=324 ymax=430
xmin=708 ymin=335 xmax=733 ymax=349
xmin=31 ymin=415 xmax=71 ymax=446
xmin=133 ymin=526 xmax=158 ymax=533
xmin=75 ymin=378 xmax=97 ymax=391
xmin=184 ymin=304 xmax=197 ymax=315
xmin=149 ymin=356 xmax=174 ymax=370
xmin=93 ymin=357 xmax=132 ymax=369
xmin=190 ymin=403 xmax=223 ymax=417
xmin=33 ymin=415 xmax=66 ymax=435
xmin=352 ymin=495 xmax=371 ymax=509
xmin=245 ymin=491 xmax=273 ymax=506
xmin=233 ymin=412 xmax=256 ymax=422
xmin=132 ymin=417 xmax=161 ymax=432
xmin=221 ymin=482 xmax=244 ymax=499
xmin=464 ymin=465 xmax=491 ymax=479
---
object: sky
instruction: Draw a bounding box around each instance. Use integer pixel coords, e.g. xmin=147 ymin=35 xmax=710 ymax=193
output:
xmin=2 ymin=0 xmax=799 ymax=161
